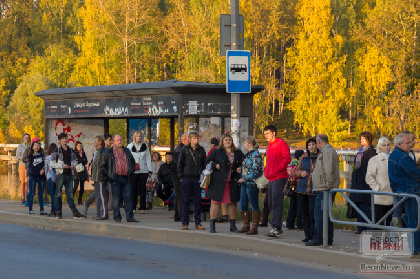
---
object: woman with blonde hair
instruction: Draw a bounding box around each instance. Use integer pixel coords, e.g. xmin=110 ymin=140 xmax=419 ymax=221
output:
xmin=206 ymin=134 xmax=244 ymax=233
xmin=127 ymin=131 xmax=152 ymax=214
xmin=237 ymin=136 xmax=263 ymax=235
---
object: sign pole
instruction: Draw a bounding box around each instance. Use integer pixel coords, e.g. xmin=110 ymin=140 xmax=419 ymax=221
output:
xmin=231 ymin=0 xmax=241 ymax=147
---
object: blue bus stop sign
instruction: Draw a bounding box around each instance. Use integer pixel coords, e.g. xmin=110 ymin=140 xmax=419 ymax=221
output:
xmin=226 ymin=50 xmax=251 ymax=93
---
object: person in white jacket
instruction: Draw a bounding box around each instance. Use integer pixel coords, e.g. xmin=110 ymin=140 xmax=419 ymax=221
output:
xmin=365 ymin=137 xmax=393 ymax=226
xmin=127 ymin=132 xmax=152 ymax=214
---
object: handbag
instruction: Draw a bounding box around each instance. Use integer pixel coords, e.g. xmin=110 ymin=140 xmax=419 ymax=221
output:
xmin=284 ymin=181 xmax=296 ymax=198
xmin=200 ymin=174 xmax=210 ymax=189
xmin=135 ymin=163 xmax=140 ymax=170
xmin=346 ymin=202 xmax=357 ymax=219
xmin=76 ymin=163 xmax=84 ymax=173
xmin=255 ymin=174 xmax=269 ymax=189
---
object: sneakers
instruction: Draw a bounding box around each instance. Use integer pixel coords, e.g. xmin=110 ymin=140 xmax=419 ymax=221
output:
xmin=73 ymin=211 xmax=87 ymax=219
xmin=29 ymin=211 xmax=35 ymax=215
xmin=40 ymin=211 xmax=48 ymax=216
xmin=127 ymin=218 xmax=140 ymax=223
xmin=22 ymin=202 xmax=28 ymax=207
xmin=83 ymin=202 xmax=89 ymax=216
xmin=56 ymin=211 xmax=62 ymax=219
xmin=265 ymin=228 xmax=283 ymax=237
xmin=181 ymin=225 xmax=188 ymax=230
xmin=195 ymin=224 xmax=205 ymax=230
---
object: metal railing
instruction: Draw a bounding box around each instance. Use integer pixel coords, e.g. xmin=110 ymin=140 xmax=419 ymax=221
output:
xmin=321 ymin=189 xmax=420 ymax=247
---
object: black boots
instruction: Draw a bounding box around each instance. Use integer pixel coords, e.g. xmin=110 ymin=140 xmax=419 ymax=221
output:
xmin=210 ymin=219 xmax=216 ymax=233
xmin=230 ymin=219 xmax=237 ymax=232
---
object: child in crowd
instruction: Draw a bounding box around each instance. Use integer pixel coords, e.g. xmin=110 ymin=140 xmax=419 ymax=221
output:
xmin=26 ymin=140 xmax=46 ymax=215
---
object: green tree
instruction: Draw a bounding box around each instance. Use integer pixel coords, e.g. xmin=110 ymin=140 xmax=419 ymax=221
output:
xmin=7 ymin=74 xmax=56 ymax=140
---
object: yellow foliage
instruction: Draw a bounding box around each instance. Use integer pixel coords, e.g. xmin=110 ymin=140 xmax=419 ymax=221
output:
xmin=8 ymin=122 xmax=22 ymax=143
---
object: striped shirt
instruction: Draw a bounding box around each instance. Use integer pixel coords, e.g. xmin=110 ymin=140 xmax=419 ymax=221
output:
xmin=113 ymin=146 xmax=129 ymax=176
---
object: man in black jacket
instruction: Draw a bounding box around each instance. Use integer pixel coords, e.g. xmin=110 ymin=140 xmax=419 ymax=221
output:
xmin=156 ymin=152 xmax=177 ymax=202
xmin=177 ymin=132 xmax=206 ymax=230
xmin=173 ymin=134 xmax=189 ymax=221
xmin=100 ymin=135 xmax=139 ymax=223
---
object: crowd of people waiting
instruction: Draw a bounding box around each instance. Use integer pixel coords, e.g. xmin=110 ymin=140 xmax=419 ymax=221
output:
xmin=14 ymin=126 xmax=420 ymax=254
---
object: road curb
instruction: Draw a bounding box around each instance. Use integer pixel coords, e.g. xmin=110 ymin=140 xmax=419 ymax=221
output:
xmin=1 ymin=211 xmax=418 ymax=277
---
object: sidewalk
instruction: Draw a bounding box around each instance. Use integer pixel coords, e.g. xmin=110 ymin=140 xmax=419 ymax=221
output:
xmin=0 ymin=199 xmax=419 ymax=276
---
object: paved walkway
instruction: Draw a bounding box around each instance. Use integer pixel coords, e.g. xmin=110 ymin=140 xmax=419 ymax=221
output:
xmin=0 ymin=199 xmax=419 ymax=277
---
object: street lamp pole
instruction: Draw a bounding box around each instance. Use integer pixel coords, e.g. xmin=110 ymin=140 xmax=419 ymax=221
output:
xmin=230 ymin=0 xmax=241 ymax=147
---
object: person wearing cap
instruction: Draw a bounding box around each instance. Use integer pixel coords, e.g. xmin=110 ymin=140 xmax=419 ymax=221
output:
xmin=16 ymin=133 xmax=31 ymax=206
xmin=294 ymin=138 xmax=319 ymax=243
xmin=49 ymin=132 xmax=86 ymax=219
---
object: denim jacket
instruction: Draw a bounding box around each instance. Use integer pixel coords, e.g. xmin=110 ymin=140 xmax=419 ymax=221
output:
xmin=241 ymin=148 xmax=263 ymax=186
xmin=388 ymin=146 xmax=420 ymax=194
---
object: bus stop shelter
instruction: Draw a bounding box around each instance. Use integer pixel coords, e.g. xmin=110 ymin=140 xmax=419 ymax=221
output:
xmin=35 ymin=79 xmax=264 ymax=160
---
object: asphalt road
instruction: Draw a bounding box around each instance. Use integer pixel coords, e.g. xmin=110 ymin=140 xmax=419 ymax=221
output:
xmin=0 ymin=223 xmax=365 ymax=279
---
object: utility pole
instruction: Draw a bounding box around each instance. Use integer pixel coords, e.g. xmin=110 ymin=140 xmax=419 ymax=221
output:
xmin=230 ymin=0 xmax=241 ymax=147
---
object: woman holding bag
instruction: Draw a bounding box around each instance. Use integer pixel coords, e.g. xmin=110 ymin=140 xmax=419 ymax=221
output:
xmin=127 ymin=132 xmax=152 ymax=214
xmin=206 ymin=134 xmax=244 ymax=233
xmin=237 ymin=136 xmax=263 ymax=235
xmin=73 ymin=141 xmax=88 ymax=205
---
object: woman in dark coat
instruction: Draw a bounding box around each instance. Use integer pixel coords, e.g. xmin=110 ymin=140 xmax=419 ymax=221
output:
xmin=73 ymin=141 xmax=88 ymax=205
xmin=350 ymin=131 xmax=377 ymax=234
xmin=206 ymin=134 xmax=244 ymax=233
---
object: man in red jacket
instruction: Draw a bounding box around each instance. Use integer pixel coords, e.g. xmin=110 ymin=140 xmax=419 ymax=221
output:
xmin=263 ymin=125 xmax=291 ymax=237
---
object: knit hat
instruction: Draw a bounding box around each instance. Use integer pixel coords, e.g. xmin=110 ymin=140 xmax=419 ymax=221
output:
xmin=32 ymin=137 xmax=40 ymax=143
xmin=210 ymin=137 xmax=220 ymax=145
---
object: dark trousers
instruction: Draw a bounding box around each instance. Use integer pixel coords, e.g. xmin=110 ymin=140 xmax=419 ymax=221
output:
xmin=181 ymin=178 xmax=201 ymax=226
xmin=73 ymin=180 xmax=85 ymax=203
xmin=297 ymin=193 xmax=316 ymax=239
xmin=131 ymin=173 xmax=148 ymax=210
xmin=374 ymin=204 xmax=392 ymax=226
xmin=28 ymin=176 xmax=45 ymax=212
xmin=112 ymin=175 xmax=133 ymax=221
xmin=355 ymin=202 xmax=372 ymax=232
xmin=405 ymin=196 xmax=420 ymax=255
xmin=47 ymin=178 xmax=61 ymax=213
xmin=267 ymin=178 xmax=287 ymax=230
xmin=174 ymin=178 xmax=182 ymax=219
xmin=313 ymin=191 xmax=336 ymax=244
xmin=55 ymin=174 xmax=78 ymax=213
xmin=261 ymin=192 xmax=270 ymax=225
xmin=286 ymin=194 xmax=303 ymax=229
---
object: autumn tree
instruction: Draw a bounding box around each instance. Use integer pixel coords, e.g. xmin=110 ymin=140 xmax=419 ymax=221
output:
xmin=286 ymin=0 xmax=348 ymax=140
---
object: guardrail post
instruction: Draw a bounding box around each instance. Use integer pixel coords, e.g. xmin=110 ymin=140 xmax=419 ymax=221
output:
xmin=323 ymin=191 xmax=329 ymax=247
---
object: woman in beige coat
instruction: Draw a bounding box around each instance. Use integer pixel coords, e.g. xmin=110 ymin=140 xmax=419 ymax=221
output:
xmin=365 ymin=137 xmax=393 ymax=226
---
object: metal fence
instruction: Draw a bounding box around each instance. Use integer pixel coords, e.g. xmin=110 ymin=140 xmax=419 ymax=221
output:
xmin=320 ymin=189 xmax=420 ymax=247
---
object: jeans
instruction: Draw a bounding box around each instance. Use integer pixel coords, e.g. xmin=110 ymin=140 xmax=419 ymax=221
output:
xmin=297 ymin=193 xmax=316 ymax=239
xmin=47 ymin=178 xmax=61 ymax=213
xmin=168 ymin=191 xmax=176 ymax=203
xmin=313 ymin=191 xmax=336 ymax=244
xmin=181 ymin=178 xmax=202 ymax=226
xmin=404 ymin=195 xmax=420 ymax=255
xmin=28 ymin=176 xmax=45 ymax=212
xmin=55 ymin=174 xmax=78 ymax=213
xmin=355 ymin=202 xmax=372 ymax=232
xmin=112 ymin=175 xmax=134 ymax=221
xmin=239 ymin=183 xmax=260 ymax=212
xmin=267 ymin=178 xmax=287 ymax=230
xmin=392 ymin=196 xmax=404 ymax=218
